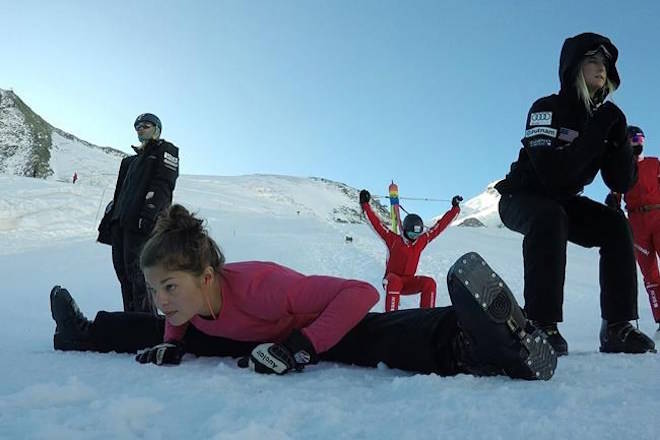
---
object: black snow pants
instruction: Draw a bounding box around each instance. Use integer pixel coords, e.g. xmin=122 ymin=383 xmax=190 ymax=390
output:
xmin=110 ymin=223 xmax=155 ymax=314
xmin=89 ymin=307 xmax=463 ymax=376
xmin=498 ymin=192 xmax=638 ymax=323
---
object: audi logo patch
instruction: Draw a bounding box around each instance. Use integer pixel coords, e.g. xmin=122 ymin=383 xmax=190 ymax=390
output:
xmin=529 ymin=111 xmax=552 ymax=126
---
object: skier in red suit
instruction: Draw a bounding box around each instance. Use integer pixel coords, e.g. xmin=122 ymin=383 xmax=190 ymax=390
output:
xmin=606 ymin=126 xmax=660 ymax=333
xmin=360 ymin=189 xmax=462 ymax=312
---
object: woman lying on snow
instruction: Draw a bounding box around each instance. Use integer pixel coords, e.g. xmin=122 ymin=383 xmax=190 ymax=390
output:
xmin=50 ymin=204 xmax=557 ymax=380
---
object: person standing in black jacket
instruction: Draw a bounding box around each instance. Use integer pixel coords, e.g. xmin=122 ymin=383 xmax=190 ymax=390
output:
xmin=107 ymin=113 xmax=179 ymax=313
xmin=495 ymin=32 xmax=655 ymax=356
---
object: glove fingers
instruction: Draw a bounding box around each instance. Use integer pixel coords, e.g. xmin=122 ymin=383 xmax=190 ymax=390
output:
xmin=156 ymin=346 xmax=167 ymax=365
xmin=135 ymin=343 xmax=183 ymax=365
xmin=135 ymin=351 xmax=148 ymax=364
xmin=135 ymin=348 xmax=157 ymax=364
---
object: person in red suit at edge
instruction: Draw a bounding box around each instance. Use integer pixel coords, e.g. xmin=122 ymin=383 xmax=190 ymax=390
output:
xmin=359 ymin=189 xmax=462 ymax=312
xmin=606 ymin=125 xmax=660 ymax=336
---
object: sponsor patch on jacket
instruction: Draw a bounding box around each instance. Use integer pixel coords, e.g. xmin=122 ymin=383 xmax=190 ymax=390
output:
xmin=528 ymin=138 xmax=553 ymax=147
xmin=163 ymin=151 xmax=179 ymax=171
xmin=525 ymin=127 xmax=557 ymax=138
xmin=529 ymin=111 xmax=552 ymax=126
xmin=558 ymin=127 xmax=579 ymax=142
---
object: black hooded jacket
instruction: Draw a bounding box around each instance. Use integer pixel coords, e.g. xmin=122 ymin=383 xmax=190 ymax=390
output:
xmin=110 ymin=139 xmax=179 ymax=233
xmin=495 ymin=33 xmax=636 ymax=199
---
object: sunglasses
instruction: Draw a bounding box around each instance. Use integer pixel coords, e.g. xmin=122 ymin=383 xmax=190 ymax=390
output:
xmin=584 ymin=44 xmax=612 ymax=60
xmin=135 ymin=122 xmax=154 ymax=131
xmin=631 ymin=133 xmax=645 ymax=145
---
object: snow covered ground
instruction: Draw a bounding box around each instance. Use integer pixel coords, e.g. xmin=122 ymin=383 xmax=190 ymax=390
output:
xmin=0 ymin=174 xmax=658 ymax=440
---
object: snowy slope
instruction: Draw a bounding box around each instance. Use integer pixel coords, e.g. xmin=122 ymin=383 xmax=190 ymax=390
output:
xmin=0 ymin=88 xmax=125 ymax=182
xmin=451 ymin=180 xmax=503 ymax=227
xmin=48 ymin=130 xmax=123 ymax=187
xmin=0 ymin=174 xmax=658 ymax=439
xmin=0 ymin=90 xmax=34 ymax=175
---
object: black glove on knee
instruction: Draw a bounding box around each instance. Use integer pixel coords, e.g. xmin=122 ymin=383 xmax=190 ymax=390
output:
xmin=135 ymin=341 xmax=185 ymax=365
xmin=604 ymin=193 xmax=621 ymax=210
xmin=238 ymin=330 xmax=318 ymax=375
xmin=591 ymin=102 xmax=627 ymax=148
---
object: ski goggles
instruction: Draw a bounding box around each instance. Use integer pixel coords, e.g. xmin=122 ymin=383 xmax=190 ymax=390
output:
xmin=406 ymin=231 xmax=422 ymax=239
xmin=135 ymin=122 xmax=154 ymax=131
xmin=630 ymin=133 xmax=645 ymax=145
xmin=584 ymin=44 xmax=612 ymax=60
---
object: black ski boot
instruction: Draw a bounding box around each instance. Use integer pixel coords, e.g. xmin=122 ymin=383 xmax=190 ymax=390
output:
xmin=447 ymin=252 xmax=557 ymax=380
xmin=599 ymin=320 xmax=656 ymax=354
xmin=50 ymin=285 xmax=95 ymax=351
xmin=531 ymin=322 xmax=568 ymax=356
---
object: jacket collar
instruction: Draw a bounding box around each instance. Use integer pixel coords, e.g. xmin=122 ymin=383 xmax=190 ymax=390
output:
xmin=131 ymin=139 xmax=161 ymax=154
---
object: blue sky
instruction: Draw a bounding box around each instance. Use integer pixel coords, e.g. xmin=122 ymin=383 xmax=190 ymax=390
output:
xmin=4 ymin=0 xmax=659 ymax=217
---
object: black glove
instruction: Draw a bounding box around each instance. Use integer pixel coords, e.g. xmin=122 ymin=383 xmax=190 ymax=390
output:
xmin=592 ymin=102 xmax=627 ymax=147
xmin=237 ymin=330 xmax=318 ymax=375
xmin=96 ymin=201 xmax=114 ymax=245
xmin=359 ymin=189 xmax=371 ymax=204
xmin=608 ymin=116 xmax=627 ymax=149
xmin=451 ymin=195 xmax=463 ymax=207
xmin=604 ymin=193 xmax=621 ymax=210
xmin=135 ymin=341 xmax=185 ymax=365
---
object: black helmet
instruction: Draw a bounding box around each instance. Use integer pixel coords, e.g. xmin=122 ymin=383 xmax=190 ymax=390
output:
xmin=627 ymin=125 xmax=645 ymax=155
xmin=134 ymin=113 xmax=162 ymax=132
xmin=403 ymin=214 xmax=424 ymax=240
xmin=627 ymin=125 xmax=644 ymax=139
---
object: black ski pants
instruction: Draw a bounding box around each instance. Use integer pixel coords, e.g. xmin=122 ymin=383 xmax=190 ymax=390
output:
xmin=110 ymin=223 xmax=155 ymax=314
xmin=89 ymin=307 xmax=463 ymax=376
xmin=499 ymin=192 xmax=638 ymax=323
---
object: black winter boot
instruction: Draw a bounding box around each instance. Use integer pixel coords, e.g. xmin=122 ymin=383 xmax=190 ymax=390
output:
xmin=50 ymin=285 xmax=95 ymax=351
xmin=599 ymin=320 xmax=656 ymax=354
xmin=532 ymin=322 xmax=568 ymax=356
xmin=447 ymin=252 xmax=557 ymax=380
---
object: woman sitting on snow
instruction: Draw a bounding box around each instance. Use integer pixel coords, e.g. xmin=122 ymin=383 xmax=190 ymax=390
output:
xmin=50 ymin=204 xmax=557 ymax=380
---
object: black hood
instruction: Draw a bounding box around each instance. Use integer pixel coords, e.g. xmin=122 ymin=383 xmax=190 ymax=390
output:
xmin=558 ymin=32 xmax=620 ymax=91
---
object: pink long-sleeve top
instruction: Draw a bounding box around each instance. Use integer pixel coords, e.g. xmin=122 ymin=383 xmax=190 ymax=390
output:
xmin=164 ymin=261 xmax=380 ymax=353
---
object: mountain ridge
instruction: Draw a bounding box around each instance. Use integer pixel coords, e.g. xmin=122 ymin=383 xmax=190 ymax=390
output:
xmin=0 ymin=88 xmax=126 ymax=181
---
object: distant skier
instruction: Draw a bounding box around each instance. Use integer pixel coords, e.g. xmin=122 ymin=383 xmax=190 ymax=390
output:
xmin=99 ymin=113 xmax=179 ymax=314
xmin=72 ymin=172 xmax=78 ymax=184
xmin=494 ymin=32 xmax=655 ymax=355
xmin=606 ymin=126 xmax=660 ymax=335
xmin=50 ymin=204 xmax=557 ymax=380
xmin=359 ymin=189 xmax=461 ymax=312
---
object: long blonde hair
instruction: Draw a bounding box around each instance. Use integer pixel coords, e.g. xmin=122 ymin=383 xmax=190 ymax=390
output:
xmin=575 ymin=60 xmax=617 ymax=113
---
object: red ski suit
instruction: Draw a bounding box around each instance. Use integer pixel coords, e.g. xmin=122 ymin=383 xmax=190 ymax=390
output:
xmin=362 ymin=202 xmax=460 ymax=311
xmin=624 ymin=156 xmax=660 ymax=322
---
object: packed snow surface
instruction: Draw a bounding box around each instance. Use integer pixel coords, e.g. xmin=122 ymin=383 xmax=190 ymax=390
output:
xmin=0 ymin=174 xmax=658 ymax=440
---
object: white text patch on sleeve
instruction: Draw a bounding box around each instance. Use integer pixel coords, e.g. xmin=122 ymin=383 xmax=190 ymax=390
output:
xmin=529 ymin=111 xmax=552 ymax=126
xmin=525 ymin=127 xmax=557 ymax=138
xmin=163 ymin=152 xmax=179 ymax=171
